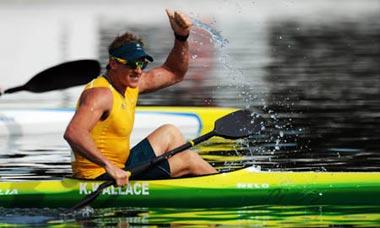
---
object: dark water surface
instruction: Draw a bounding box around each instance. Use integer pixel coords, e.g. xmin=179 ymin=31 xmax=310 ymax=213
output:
xmin=1 ymin=2 xmax=380 ymax=227
xmin=1 ymin=206 xmax=380 ymax=227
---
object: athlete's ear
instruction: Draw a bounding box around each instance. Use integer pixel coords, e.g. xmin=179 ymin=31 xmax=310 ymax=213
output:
xmin=109 ymin=58 xmax=119 ymax=70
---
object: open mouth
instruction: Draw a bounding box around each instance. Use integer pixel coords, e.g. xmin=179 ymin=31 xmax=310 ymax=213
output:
xmin=129 ymin=75 xmax=140 ymax=80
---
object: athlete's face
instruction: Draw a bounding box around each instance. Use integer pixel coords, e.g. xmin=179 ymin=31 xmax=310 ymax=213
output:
xmin=117 ymin=62 xmax=143 ymax=88
xmin=111 ymin=58 xmax=147 ymax=88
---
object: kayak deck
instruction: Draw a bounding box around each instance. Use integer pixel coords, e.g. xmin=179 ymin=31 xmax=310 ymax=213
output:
xmin=1 ymin=167 xmax=379 ymax=208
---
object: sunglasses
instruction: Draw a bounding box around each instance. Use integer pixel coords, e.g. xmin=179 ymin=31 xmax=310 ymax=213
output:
xmin=111 ymin=56 xmax=149 ymax=70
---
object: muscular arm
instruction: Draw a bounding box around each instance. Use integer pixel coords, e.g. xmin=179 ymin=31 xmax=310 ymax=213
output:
xmin=138 ymin=39 xmax=189 ymax=93
xmin=138 ymin=10 xmax=192 ymax=94
xmin=64 ymin=88 xmax=111 ymax=167
xmin=64 ymin=88 xmax=130 ymax=185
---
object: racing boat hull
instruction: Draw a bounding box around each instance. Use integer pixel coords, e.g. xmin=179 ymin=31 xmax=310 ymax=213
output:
xmin=1 ymin=167 xmax=379 ymax=208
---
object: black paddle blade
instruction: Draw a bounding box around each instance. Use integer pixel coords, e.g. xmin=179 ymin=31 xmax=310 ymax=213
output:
xmin=214 ymin=109 xmax=263 ymax=139
xmin=4 ymin=59 xmax=100 ymax=94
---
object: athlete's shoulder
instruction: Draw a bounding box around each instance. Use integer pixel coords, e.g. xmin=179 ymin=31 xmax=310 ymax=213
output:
xmin=79 ymin=87 xmax=113 ymax=111
xmin=85 ymin=75 xmax=110 ymax=89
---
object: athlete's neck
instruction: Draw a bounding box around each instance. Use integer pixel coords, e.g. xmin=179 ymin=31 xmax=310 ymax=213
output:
xmin=104 ymin=73 xmax=126 ymax=96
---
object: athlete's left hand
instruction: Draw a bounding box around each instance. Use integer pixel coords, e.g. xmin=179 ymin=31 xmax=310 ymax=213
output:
xmin=166 ymin=9 xmax=192 ymax=36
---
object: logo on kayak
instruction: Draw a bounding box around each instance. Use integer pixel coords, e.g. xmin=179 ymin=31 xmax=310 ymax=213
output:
xmin=0 ymin=188 xmax=18 ymax=195
xmin=79 ymin=182 xmax=149 ymax=195
xmin=237 ymin=182 xmax=270 ymax=189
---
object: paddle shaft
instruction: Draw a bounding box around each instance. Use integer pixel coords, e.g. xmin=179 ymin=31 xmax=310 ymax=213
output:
xmin=3 ymin=86 xmax=26 ymax=94
xmin=68 ymin=130 xmax=216 ymax=211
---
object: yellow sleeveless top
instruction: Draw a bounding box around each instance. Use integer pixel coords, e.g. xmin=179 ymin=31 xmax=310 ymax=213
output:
xmin=71 ymin=76 xmax=139 ymax=179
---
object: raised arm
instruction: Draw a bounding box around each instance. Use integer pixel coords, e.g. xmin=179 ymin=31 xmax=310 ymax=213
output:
xmin=138 ymin=9 xmax=192 ymax=94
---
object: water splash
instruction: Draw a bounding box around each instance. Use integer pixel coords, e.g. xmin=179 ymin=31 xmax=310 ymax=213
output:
xmin=191 ymin=17 xmax=229 ymax=48
xmin=190 ymin=17 xmax=271 ymax=165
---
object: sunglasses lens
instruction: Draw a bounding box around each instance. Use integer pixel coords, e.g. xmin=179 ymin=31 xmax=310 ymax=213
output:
xmin=112 ymin=56 xmax=149 ymax=70
xmin=132 ymin=61 xmax=148 ymax=70
xmin=141 ymin=61 xmax=148 ymax=70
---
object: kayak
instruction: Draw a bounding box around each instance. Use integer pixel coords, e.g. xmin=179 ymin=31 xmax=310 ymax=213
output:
xmin=1 ymin=166 xmax=379 ymax=208
xmin=0 ymin=106 xmax=236 ymax=143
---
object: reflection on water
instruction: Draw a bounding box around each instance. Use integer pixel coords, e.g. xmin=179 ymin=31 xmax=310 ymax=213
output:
xmin=1 ymin=206 xmax=380 ymax=227
xmin=0 ymin=134 xmax=71 ymax=180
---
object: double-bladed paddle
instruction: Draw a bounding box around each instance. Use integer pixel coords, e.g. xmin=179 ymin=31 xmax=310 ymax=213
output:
xmin=69 ymin=109 xmax=263 ymax=211
xmin=0 ymin=60 xmax=100 ymax=96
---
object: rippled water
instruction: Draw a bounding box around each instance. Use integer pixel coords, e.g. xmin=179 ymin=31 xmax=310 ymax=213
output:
xmin=1 ymin=0 xmax=380 ymax=226
xmin=1 ymin=206 xmax=380 ymax=227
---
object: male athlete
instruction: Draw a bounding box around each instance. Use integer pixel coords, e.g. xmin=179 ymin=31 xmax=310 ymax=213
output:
xmin=64 ymin=10 xmax=217 ymax=186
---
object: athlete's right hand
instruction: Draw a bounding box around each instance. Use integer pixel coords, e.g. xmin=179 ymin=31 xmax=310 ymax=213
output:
xmin=105 ymin=163 xmax=131 ymax=186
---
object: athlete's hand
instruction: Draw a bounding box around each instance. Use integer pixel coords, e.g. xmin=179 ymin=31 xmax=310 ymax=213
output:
xmin=166 ymin=9 xmax=192 ymax=36
xmin=105 ymin=163 xmax=131 ymax=186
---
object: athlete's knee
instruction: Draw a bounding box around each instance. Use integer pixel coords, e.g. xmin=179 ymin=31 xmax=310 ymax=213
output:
xmin=160 ymin=124 xmax=180 ymax=134
xmin=159 ymin=124 xmax=184 ymax=141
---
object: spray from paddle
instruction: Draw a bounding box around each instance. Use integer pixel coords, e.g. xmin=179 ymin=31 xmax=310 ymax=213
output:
xmin=190 ymin=17 xmax=264 ymax=164
xmin=191 ymin=17 xmax=229 ymax=48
